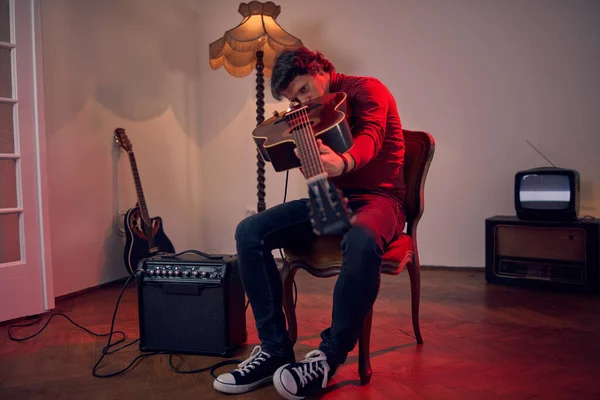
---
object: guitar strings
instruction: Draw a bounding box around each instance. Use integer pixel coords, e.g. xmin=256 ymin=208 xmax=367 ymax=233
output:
xmin=295 ymin=109 xmax=317 ymax=176
xmin=289 ymin=109 xmax=317 ymax=177
xmin=290 ymin=107 xmax=324 ymax=178
xmin=298 ymin=107 xmax=325 ymax=176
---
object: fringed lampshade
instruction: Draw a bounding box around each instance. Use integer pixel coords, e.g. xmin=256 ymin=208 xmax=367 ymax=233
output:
xmin=209 ymin=1 xmax=303 ymax=78
xmin=209 ymin=1 xmax=303 ymax=213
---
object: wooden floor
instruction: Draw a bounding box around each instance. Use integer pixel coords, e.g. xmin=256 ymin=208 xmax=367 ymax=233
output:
xmin=1 ymin=268 xmax=600 ymax=399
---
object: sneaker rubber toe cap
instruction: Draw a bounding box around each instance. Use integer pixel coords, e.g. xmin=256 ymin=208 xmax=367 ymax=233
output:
xmin=215 ymin=373 xmax=236 ymax=385
xmin=280 ymin=369 xmax=298 ymax=393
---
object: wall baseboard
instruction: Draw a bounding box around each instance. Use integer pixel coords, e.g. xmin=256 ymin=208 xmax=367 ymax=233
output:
xmin=421 ymin=265 xmax=484 ymax=271
xmin=52 ymin=264 xmax=484 ymax=305
xmin=55 ymin=276 xmax=130 ymax=302
xmin=275 ymin=257 xmax=484 ymax=271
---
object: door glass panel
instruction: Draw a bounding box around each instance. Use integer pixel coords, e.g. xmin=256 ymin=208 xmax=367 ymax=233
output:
xmin=0 ymin=47 xmax=12 ymax=98
xmin=0 ymin=159 xmax=17 ymax=208
xmin=0 ymin=102 xmax=14 ymax=153
xmin=0 ymin=212 xmax=20 ymax=263
xmin=0 ymin=0 xmax=9 ymax=43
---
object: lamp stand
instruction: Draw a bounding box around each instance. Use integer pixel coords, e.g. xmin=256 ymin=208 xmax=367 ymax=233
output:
xmin=255 ymin=50 xmax=266 ymax=213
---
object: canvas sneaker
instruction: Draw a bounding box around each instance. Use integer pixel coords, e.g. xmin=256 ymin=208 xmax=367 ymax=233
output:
xmin=273 ymin=349 xmax=331 ymax=400
xmin=213 ymin=345 xmax=293 ymax=394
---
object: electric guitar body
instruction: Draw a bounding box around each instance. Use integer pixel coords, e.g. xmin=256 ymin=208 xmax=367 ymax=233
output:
xmin=115 ymin=128 xmax=176 ymax=275
xmin=123 ymin=206 xmax=175 ymax=275
xmin=252 ymin=92 xmax=355 ymax=236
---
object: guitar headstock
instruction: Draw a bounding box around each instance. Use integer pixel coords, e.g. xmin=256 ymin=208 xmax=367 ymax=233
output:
xmin=307 ymin=179 xmax=354 ymax=236
xmin=114 ymin=128 xmax=132 ymax=152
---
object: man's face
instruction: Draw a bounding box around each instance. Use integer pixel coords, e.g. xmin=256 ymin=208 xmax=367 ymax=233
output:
xmin=280 ymin=71 xmax=330 ymax=105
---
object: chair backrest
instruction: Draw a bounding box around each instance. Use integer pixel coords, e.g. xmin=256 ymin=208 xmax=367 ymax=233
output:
xmin=402 ymin=130 xmax=435 ymax=236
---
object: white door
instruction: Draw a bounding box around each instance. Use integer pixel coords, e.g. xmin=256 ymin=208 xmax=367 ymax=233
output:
xmin=0 ymin=0 xmax=53 ymax=323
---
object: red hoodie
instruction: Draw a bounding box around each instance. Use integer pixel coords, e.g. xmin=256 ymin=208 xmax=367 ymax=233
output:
xmin=328 ymin=71 xmax=406 ymax=205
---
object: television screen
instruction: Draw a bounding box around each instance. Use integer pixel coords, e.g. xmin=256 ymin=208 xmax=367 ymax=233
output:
xmin=519 ymin=174 xmax=570 ymax=210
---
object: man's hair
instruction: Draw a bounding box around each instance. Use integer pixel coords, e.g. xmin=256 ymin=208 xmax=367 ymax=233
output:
xmin=270 ymin=47 xmax=335 ymax=100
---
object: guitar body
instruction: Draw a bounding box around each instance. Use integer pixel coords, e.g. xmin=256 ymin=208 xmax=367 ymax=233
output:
xmin=123 ymin=206 xmax=175 ymax=275
xmin=251 ymin=92 xmax=355 ymax=236
xmin=252 ymin=92 xmax=354 ymax=172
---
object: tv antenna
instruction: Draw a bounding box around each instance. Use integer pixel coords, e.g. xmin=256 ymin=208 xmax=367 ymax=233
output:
xmin=526 ymin=140 xmax=556 ymax=167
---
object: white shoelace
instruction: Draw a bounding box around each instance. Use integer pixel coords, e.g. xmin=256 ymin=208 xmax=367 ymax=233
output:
xmin=235 ymin=345 xmax=271 ymax=376
xmin=292 ymin=350 xmax=330 ymax=389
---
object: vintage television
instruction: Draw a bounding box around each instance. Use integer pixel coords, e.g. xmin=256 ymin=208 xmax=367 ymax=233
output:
xmin=514 ymin=166 xmax=580 ymax=221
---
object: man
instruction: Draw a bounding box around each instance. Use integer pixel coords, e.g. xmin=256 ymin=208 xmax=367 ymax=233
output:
xmin=213 ymin=47 xmax=406 ymax=399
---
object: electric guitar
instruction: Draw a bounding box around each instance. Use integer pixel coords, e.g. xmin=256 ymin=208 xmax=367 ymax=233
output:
xmin=114 ymin=128 xmax=175 ymax=274
xmin=252 ymin=92 xmax=354 ymax=236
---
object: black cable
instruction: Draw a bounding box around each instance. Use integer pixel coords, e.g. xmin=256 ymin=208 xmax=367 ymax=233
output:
xmin=7 ymin=171 xmax=301 ymax=379
xmin=7 ymin=270 xmax=245 ymax=378
xmin=160 ymin=249 xmax=223 ymax=260
xmin=168 ymin=354 xmax=241 ymax=377
xmin=7 ymin=273 xmax=155 ymax=378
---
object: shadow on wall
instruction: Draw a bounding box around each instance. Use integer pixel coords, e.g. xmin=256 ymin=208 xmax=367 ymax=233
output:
xmin=287 ymin=19 xmax=359 ymax=75
xmin=101 ymin=139 xmax=128 ymax=281
xmin=42 ymin=0 xmax=248 ymax=146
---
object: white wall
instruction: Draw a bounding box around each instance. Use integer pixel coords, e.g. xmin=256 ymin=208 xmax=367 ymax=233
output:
xmin=200 ymin=0 xmax=600 ymax=266
xmin=41 ymin=0 xmax=205 ymax=296
xmin=41 ymin=0 xmax=600 ymax=296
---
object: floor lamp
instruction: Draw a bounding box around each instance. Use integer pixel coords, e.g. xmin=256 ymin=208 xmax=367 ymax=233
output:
xmin=209 ymin=1 xmax=302 ymax=213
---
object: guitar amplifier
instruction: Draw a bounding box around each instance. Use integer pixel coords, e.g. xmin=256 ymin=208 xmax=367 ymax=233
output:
xmin=485 ymin=216 xmax=600 ymax=293
xmin=135 ymin=251 xmax=247 ymax=357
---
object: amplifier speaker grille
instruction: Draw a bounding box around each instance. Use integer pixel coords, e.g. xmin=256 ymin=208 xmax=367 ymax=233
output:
xmin=136 ymin=255 xmax=247 ymax=357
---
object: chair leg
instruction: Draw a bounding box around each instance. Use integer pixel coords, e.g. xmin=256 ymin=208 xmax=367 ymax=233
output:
xmin=358 ymin=308 xmax=373 ymax=385
xmin=281 ymin=261 xmax=298 ymax=345
xmin=406 ymin=260 xmax=423 ymax=344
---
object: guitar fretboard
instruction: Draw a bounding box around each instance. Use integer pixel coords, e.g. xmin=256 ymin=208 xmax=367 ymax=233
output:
xmin=287 ymin=107 xmax=327 ymax=179
xmin=128 ymin=151 xmax=151 ymax=226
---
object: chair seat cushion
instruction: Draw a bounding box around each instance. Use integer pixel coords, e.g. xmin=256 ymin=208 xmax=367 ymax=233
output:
xmin=382 ymin=233 xmax=414 ymax=275
xmin=283 ymin=233 xmax=413 ymax=275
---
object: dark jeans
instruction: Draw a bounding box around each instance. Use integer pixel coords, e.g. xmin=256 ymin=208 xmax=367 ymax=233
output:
xmin=234 ymin=190 xmax=405 ymax=369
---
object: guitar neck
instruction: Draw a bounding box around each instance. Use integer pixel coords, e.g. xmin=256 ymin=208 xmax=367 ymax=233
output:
xmin=288 ymin=108 xmax=327 ymax=180
xmin=127 ymin=151 xmax=152 ymax=225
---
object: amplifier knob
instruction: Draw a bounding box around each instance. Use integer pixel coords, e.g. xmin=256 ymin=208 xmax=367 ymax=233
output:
xmin=201 ymin=272 xmax=207 ymax=278
xmin=193 ymin=271 xmax=199 ymax=277
xmin=174 ymin=270 xmax=181 ymax=277
xmin=184 ymin=270 xmax=190 ymax=277
xmin=168 ymin=270 xmax=173 ymax=276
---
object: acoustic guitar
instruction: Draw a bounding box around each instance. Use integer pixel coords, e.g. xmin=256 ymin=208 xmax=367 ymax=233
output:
xmin=252 ymin=92 xmax=355 ymax=236
xmin=114 ymin=128 xmax=175 ymax=274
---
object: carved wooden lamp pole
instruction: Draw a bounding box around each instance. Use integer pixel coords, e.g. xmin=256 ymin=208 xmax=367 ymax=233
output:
xmin=209 ymin=1 xmax=302 ymax=213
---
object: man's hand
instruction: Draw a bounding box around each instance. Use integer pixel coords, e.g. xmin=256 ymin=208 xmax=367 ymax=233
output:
xmin=294 ymin=139 xmax=353 ymax=178
xmin=316 ymin=139 xmax=345 ymax=177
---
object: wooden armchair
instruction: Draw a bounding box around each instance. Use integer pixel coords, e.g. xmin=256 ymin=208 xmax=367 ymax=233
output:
xmin=280 ymin=129 xmax=435 ymax=385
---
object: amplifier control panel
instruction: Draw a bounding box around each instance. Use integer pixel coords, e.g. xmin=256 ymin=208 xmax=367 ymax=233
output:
xmin=144 ymin=264 xmax=225 ymax=282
